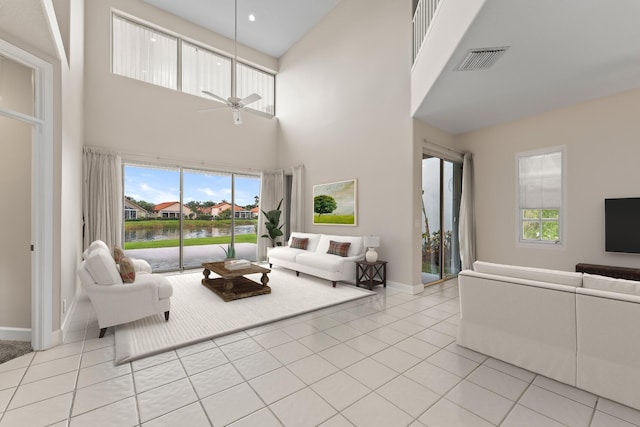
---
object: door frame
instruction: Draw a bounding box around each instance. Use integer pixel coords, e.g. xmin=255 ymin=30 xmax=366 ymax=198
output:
xmin=421 ymin=152 xmax=463 ymax=285
xmin=0 ymin=39 xmax=54 ymax=350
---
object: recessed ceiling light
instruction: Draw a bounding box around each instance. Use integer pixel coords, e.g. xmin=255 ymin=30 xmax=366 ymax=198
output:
xmin=248 ymin=14 xmax=256 ymax=22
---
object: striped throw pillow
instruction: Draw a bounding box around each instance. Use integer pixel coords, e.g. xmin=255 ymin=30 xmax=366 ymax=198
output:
xmin=327 ymin=240 xmax=351 ymax=257
xmin=290 ymin=237 xmax=309 ymax=250
xmin=118 ymin=257 xmax=136 ymax=283
xmin=113 ymin=246 xmax=125 ymax=263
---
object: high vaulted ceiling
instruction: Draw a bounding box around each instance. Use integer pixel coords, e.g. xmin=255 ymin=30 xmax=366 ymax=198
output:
xmin=412 ymin=0 xmax=640 ymax=134
xmin=144 ymin=0 xmax=342 ymax=58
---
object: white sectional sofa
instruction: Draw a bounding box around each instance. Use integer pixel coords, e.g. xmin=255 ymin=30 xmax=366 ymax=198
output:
xmin=458 ymin=261 xmax=640 ymax=411
xmin=575 ymin=273 xmax=640 ymax=412
xmin=267 ymin=232 xmax=365 ymax=287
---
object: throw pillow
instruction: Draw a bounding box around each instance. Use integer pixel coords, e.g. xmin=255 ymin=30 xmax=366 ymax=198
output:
xmin=290 ymin=237 xmax=309 ymax=250
xmin=113 ymin=246 xmax=125 ymax=263
xmin=86 ymin=248 xmax=122 ymax=285
xmin=119 ymin=257 xmax=136 ymax=283
xmin=327 ymin=240 xmax=351 ymax=257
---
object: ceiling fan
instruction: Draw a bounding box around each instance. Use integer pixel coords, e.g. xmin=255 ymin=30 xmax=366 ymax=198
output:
xmin=200 ymin=0 xmax=265 ymax=125
xmin=201 ymin=91 xmax=262 ymax=125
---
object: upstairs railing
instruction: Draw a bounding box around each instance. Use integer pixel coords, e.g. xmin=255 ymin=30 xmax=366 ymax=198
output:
xmin=413 ymin=0 xmax=442 ymax=63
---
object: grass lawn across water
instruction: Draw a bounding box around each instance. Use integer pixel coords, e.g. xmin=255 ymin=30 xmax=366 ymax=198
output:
xmin=124 ymin=234 xmax=257 ymax=250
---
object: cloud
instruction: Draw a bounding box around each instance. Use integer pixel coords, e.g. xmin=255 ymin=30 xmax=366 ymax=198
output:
xmin=126 ymin=182 xmax=179 ymax=204
xmin=197 ymin=187 xmax=231 ymax=199
xmin=125 ymin=166 xmax=259 ymax=206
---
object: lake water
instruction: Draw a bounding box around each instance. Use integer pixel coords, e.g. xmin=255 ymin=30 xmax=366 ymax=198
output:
xmin=125 ymin=223 xmax=257 ymax=242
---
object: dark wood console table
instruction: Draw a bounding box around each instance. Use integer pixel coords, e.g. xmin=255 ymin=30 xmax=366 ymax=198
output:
xmin=575 ymin=263 xmax=640 ymax=281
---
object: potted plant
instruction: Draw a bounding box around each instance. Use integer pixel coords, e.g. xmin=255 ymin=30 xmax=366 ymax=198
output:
xmin=220 ymin=243 xmax=236 ymax=259
xmin=261 ymin=199 xmax=285 ymax=247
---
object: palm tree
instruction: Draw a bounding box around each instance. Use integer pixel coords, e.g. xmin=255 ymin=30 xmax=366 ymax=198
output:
xmin=421 ymin=190 xmax=431 ymax=253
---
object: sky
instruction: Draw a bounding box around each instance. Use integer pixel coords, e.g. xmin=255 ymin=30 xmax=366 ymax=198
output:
xmin=124 ymin=165 xmax=261 ymax=207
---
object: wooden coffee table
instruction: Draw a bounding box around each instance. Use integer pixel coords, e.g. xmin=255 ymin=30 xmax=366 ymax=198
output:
xmin=201 ymin=261 xmax=271 ymax=302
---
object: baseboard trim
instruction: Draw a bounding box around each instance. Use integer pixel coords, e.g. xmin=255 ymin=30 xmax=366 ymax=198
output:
xmin=60 ymin=294 xmax=78 ymax=344
xmin=50 ymin=329 xmax=63 ymax=348
xmin=387 ymin=280 xmax=425 ymax=295
xmin=0 ymin=327 xmax=31 ymax=342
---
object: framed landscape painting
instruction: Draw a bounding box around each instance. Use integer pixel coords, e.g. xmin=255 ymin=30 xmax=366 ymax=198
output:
xmin=313 ymin=179 xmax=357 ymax=226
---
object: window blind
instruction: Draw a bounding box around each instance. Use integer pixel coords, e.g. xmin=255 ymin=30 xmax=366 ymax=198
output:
xmin=518 ymin=151 xmax=562 ymax=209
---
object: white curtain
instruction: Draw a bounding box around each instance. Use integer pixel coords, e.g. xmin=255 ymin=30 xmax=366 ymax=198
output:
xmin=112 ymin=15 xmax=178 ymax=90
xmin=459 ymin=152 xmax=476 ymax=270
xmin=258 ymin=170 xmax=284 ymax=261
xmin=289 ymin=165 xmax=304 ymax=233
xmin=236 ymin=63 xmax=276 ymax=115
xmin=181 ymin=41 xmax=231 ymax=100
xmin=83 ymin=147 xmax=123 ymax=250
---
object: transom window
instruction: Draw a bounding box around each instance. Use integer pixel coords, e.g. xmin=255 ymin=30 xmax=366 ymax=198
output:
xmin=112 ymin=15 xmax=178 ymax=89
xmin=181 ymin=41 xmax=232 ymax=101
xmin=236 ymin=62 xmax=275 ymax=115
xmin=111 ymin=13 xmax=275 ymax=117
xmin=517 ymin=148 xmax=564 ymax=245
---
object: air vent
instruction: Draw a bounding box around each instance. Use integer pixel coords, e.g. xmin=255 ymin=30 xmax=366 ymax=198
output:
xmin=455 ymin=47 xmax=509 ymax=71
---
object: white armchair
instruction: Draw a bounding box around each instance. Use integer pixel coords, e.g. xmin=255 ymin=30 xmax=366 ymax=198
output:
xmin=84 ymin=240 xmax=153 ymax=274
xmin=78 ymin=242 xmax=173 ymax=338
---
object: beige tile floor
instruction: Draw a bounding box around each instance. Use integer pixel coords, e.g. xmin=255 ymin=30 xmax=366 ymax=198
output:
xmin=1 ymin=278 xmax=640 ymax=426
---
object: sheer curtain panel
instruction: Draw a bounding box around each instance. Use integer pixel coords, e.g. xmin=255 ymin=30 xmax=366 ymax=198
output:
xmin=181 ymin=42 xmax=231 ymax=100
xmin=112 ymin=15 xmax=178 ymax=90
xmin=83 ymin=147 xmax=123 ymax=250
xmin=289 ymin=165 xmax=304 ymax=234
xmin=258 ymin=170 xmax=284 ymax=261
xmin=459 ymin=152 xmax=477 ymax=270
xmin=236 ymin=63 xmax=275 ymax=115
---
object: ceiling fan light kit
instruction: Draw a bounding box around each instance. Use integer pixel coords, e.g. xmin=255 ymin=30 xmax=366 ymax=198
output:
xmin=232 ymin=109 xmax=242 ymax=125
xmin=200 ymin=0 xmax=264 ymax=125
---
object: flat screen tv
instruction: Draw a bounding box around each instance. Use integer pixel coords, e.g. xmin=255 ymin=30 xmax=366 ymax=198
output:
xmin=605 ymin=198 xmax=640 ymax=254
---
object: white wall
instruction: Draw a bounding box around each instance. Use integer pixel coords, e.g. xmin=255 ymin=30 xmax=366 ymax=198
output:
xmin=84 ymin=0 xmax=278 ymax=171
xmin=277 ymin=0 xmax=418 ymax=289
xmin=58 ymin=0 xmax=85 ymax=332
xmin=455 ymin=88 xmax=640 ymax=271
xmin=0 ymin=4 xmax=65 ymax=339
xmin=0 ymin=54 xmax=32 ymax=327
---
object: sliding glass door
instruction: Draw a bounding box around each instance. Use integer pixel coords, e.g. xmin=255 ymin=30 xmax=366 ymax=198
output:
xmin=233 ymin=174 xmax=261 ymax=259
xmin=421 ymin=155 xmax=462 ymax=284
xmin=181 ymin=169 xmax=232 ymax=269
xmin=124 ymin=165 xmax=181 ymax=271
xmin=123 ymin=164 xmax=260 ymax=272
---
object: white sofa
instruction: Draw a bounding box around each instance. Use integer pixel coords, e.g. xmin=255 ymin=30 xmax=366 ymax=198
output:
xmin=576 ymin=273 xmax=640 ymax=411
xmin=78 ymin=241 xmax=173 ymax=338
xmin=458 ymin=261 xmax=640 ymax=411
xmin=267 ymin=232 xmax=365 ymax=287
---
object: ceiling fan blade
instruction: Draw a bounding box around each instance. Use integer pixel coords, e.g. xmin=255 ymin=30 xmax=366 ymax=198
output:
xmin=198 ymin=105 xmax=230 ymax=112
xmin=244 ymin=108 xmax=274 ymax=119
xmin=202 ymin=90 xmax=230 ymax=105
xmin=239 ymin=93 xmax=262 ymax=107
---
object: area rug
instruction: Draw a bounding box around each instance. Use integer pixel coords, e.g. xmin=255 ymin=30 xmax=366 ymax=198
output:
xmin=0 ymin=340 xmax=32 ymax=365
xmin=114 ymin=268 xmax=374 ymax=364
